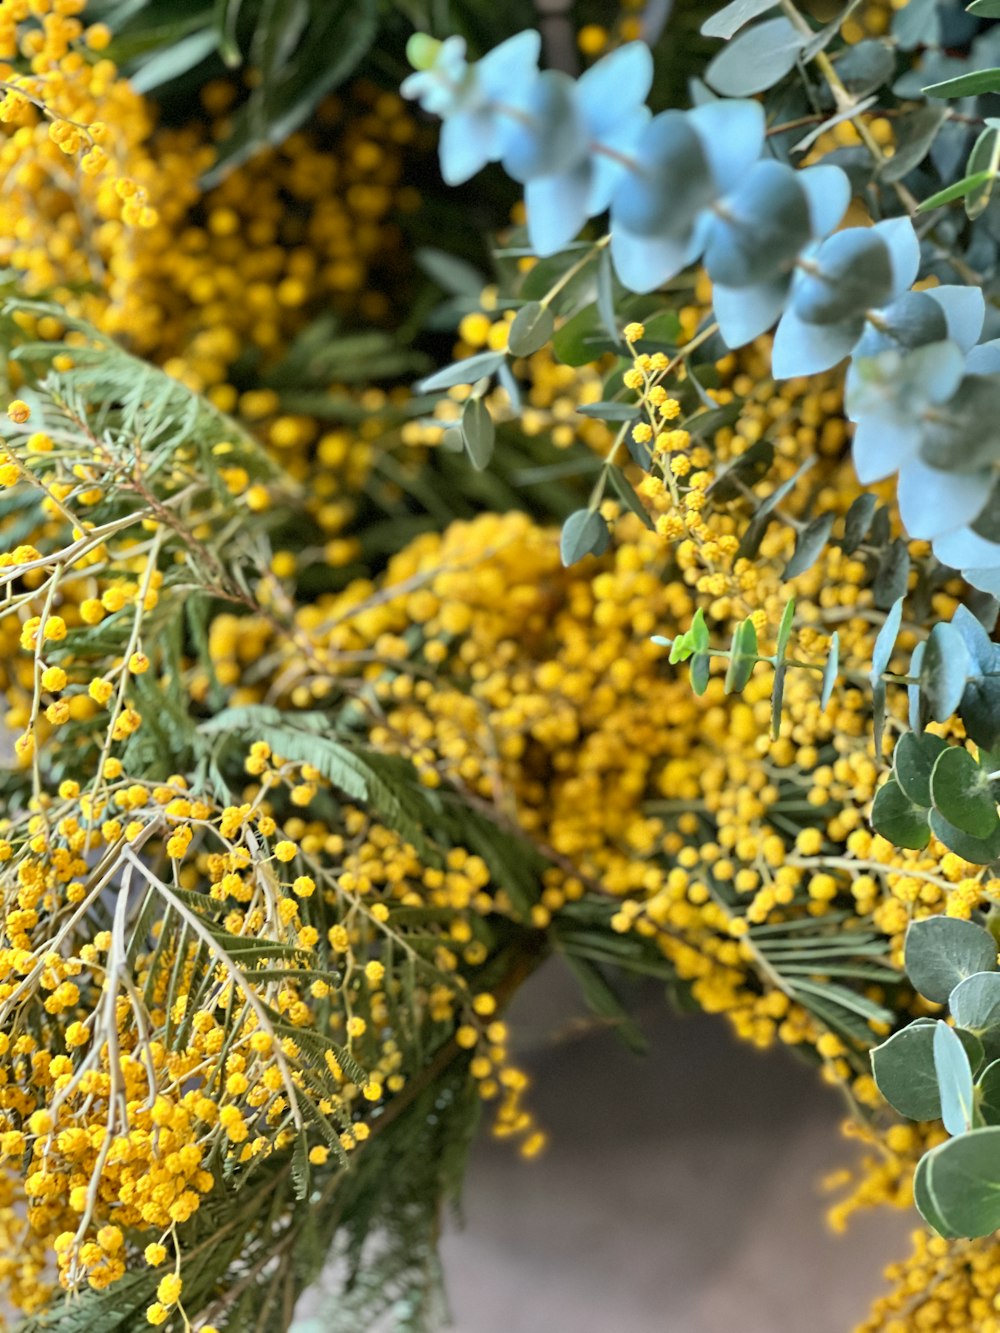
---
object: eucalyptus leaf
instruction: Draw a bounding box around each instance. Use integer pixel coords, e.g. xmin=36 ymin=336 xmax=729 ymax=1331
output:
xmin=928 ymin=809 xmax=1000 ymax=865
xmin=705 ymin=17 xmax=806 ymax=96
xmin=934 ymin=1019 xmax=975 ymax=1135
xmin=871 ymin=777 xmax=931 ymax=850
xmin=871 ymin=1020 xmax=943 ymax=1120
xmin=918 ymin=1126 xmax=1000 ymax=1237
xmin=894 ymin=731 xmax=947 ymax=809
xmin=920 ymin=622 xmax=971 ymax=725
xmin=977 ymin=1059 xmax=1000 ymax=1125
xmin=904 ymin=916 xmax=998 ymax=1005
xmin=914 ymin=1151 xmax=962 ymax=1238
xmin=701 ymin=0 xmax=779 ymax=40
xmin=951 ymin=972 xmax=1000 ymax=1039
xmin=930 ymin=746 xmax=1000 ymax=839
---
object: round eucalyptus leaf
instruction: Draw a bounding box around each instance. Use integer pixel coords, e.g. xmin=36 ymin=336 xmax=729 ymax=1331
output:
xmin=904 ymin=916 xmax=998 ymax=1005
xmin=920 ymin=375 xmax=1000 ymax=474
xmin=794 ymin=230 xmax=894 ymax=325
xmin=611 ymin=112 xmax=712 ymax=238
xmin=835 ymin=39 xmax=896 ymax=97
xmin=929 ymin=808 xmax=1000 ymax=865
xmin=930 ymin=746 xmax=1000 ymax=839
xmin=500 ymin=70 xmax=586 ymax=183
xmin=893 ymin=730 xmax=947 ymax=808
xmin=871 ymin=777 xmax=931 ymax=850
xmin=919 ymin=621 xmax=971 ymax=724
xmin=507 ymin=302 xmax=555 ymax=357
xmin=871 ymin=1020 xmax=942 ymax=1120
xmin=977 ymin=1058 xmax=1000 ymax=1125
xmin=703 ymin=161 xmax=811 ymax=288
xmin=560 ymin=509 xmax=610 ymax=567
xmin=951 ymin=971 xmax=1000 ymax=1037
xmin=913 ymin=1151 xmax=962 ymax=1238
xmin=918 ymin=1126 xmax=1000 ymax=1238
xmin=705 ymin=17 xmax=806 ymax=96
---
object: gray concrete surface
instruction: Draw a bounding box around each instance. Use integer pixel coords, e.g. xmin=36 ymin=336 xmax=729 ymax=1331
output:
xmin=440 ymin=960 xmax=912 ymax=1333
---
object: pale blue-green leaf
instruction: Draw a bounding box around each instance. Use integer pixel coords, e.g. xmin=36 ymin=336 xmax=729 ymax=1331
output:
xmin=934 ymin=1020 xmax=975 ymax=1135
xmin=905 ymin=917 xmax=998 ymax=1004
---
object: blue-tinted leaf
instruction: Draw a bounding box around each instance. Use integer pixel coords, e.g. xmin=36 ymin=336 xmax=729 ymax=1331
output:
xmin=701 ymin=0 xmax=779 ymax=39
xmin=704 ymin=160 xmax=811 ymax=287
xmin=418 ymin=352 xmax=505 ymax=392
xmin=934 ymin=1020 xmax=976 ymax=1136
xmin=460 ymin=398 xmax=495 ymax=471
xmin=705 ymin=17 xmax=806 ymax=96
xmin=920 ymin=622 xmax=972 ymax=724
xmin=793 ymin=230 xmax=894 ymax=325
xmin=820 ymin=631 xmax=839 ymax=710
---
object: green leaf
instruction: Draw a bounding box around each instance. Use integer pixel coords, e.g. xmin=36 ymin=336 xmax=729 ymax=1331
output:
xmin=551 ymin=304 xmax=609 ymax=367
xmin=820 ymin=631 xmax=839 ymax=711
xmin=560 ymin=509 xmax=610 ymax=566
xmin=935 ymin=1020 xmax=976 ymax=1135
xmin=930 ymin=747 xmax=1000 ymax=839
xmin=128 ymin=27 xmax=218 ymax=93
xmin=842 ymin=492 xmax=878 ymax=552
xmin=918 ymin=1126 xmax=1000 ymax=1237
xmin=965 ymin=125 xmax=1000 ymax=218
xmin=690 ymin=651 xmax=711 ymax=695
xmin=880 ymin=105 xmax=948 ymax=183
xmin=913 ymin=1151 xmax=962 ymax=1238
xmin=561 ymin=953 xmax=648 ymax=1054
xmin=416 ymin=248 xmax=485 ymax=296
xmin=924 ymin=68 xmax=1000 ymax=99
xmin=460 ymin=398 xmax=495 ymax=472
xmin=724 ymin=617 xmax=759 ymax=694
xmin=977 ymin=1059 xmax=1000 ymax=1125
xmin=576 ymin=401 xmax=641 ymax=421
xmin=597 ymin=247 xmax=620 ymax=347
xmin=204 ymin=0 xmax=379 ymax=182
xmin=916 ymin=168 xmax=997 ymax=211
xmin=669 ymin=607 xmax=710 ymax=663
xmin=872 ymin=1020 xmax=944 ymax=1120
xmin=871 ymin=777 xmax=931 ymax=850
xmin=929 ymin=809 xmax=1000 ymax=865
xmin=904 ymin=917 xmax=998 ymax=1005
xmin=775 ymin=599 xmax=796 ymax=661
xmin=607 ymin=466 xmax=655 ymax=531
xmin=969 ymin=0 xmax=1000 ymax=13
xmin=417 ymin=352 xmax=506 ymax=393
xmin=785 ymin=512 xmax=836 ymax=579
xmin=894 ymin=731 xmax=947 ymax=809
xmin=951 ymin=972 xmax=1000 ymax=1040
xmin=508 ymin=302 xmax=556 ymax=357
xmin=920 ymin=622 xmax=971 ymax=725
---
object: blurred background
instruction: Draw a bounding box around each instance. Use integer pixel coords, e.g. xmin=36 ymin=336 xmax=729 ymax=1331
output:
xmin=441 ymin=963 xmax=913 ymax=1333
